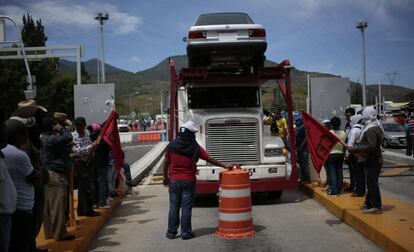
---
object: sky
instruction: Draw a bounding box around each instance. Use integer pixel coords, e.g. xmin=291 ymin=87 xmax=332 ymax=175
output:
xmin=1 ymin=0 xmax=414 ymax=88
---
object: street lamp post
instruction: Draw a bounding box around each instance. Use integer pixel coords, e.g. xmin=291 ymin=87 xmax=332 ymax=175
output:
xmin=95 ymin=11 xmax=109 ymax=84
xmin=356 ymin=20 xmax=368 ymax=107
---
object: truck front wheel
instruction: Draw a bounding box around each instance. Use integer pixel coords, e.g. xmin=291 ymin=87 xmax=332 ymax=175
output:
xmin=268 ymin=190 xmax=283 ymax=199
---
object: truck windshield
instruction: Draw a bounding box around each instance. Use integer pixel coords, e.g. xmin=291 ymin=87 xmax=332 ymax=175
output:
xmin=188 ymin=86 xmax=260 ymax=109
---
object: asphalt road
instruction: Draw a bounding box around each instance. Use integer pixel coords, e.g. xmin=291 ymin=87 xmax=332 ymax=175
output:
xmin=89 ymin=186 xmax=381 ymax=252
xmin=379 ymin=147 xmax=414 ymax=204
xmin=95 ymin=141 xmax=410 ymax=251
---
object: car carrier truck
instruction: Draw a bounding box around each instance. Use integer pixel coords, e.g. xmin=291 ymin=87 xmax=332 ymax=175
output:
xmin=168 ymin=60 xmax=298 ymax=197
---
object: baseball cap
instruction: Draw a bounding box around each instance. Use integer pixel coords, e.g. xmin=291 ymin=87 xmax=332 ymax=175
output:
xmin=180 ymin=121 xmax=198 ymax=133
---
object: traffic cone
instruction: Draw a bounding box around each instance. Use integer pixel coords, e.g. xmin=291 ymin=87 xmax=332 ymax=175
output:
xmin=216 ymin=165 xmax=255 ymax=239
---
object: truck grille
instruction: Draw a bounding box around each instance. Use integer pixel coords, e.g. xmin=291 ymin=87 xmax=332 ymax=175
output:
xmin=206 ymin=119 xmax=259 ymax=164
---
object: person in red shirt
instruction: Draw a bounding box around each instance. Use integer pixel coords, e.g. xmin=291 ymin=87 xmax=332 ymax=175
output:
xmin=163 ymin=121 xmax=231 ymax=240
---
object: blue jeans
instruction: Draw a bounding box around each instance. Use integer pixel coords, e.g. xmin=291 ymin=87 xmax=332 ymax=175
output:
xmin=123 ymin=162 xmax=133 ymax=186
xmin=167 ymin=180 xmax=196 ymax=237
xmin=364 ymin=160 xmax=382 ymax=209
xmin=326 ymin=153 xmax=344 ymax=194
xmin=108 ymin=162 xmax=116 ymax=196
xmin=0 ymin=213 xmax=12 ymax=252
xmin=297 ymin=148 xmax=310 ymax=182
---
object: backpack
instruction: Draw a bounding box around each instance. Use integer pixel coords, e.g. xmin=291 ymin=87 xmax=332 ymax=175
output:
xmin=270 ymin=115 xmax=279 ymax=134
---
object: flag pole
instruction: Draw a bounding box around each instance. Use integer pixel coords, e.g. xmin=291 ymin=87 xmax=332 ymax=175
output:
xmin=67 ymin=165 xmax=77 ymax=227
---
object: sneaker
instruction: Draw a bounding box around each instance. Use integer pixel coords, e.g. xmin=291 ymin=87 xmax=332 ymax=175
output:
xmin=166 ymin=233 xmax=176 ymax=239
xmin=363 ymin=207 xmax=382 ymax=214
xmin=360 ymin=203 xmax=370 ymax=210
xmin=321 ymin=186 xmax=330 ymax=192
xmin=181 ymin=232 xmax=196 ymax=240
xmin=324 ymin=192 xmax=338 ymax=196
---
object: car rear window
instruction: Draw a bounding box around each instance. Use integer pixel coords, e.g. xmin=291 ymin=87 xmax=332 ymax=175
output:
xmin=195 ymin=13 xmax=254 ymax=25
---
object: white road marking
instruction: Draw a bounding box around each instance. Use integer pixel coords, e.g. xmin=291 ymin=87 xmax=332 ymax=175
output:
xmin=139 ymin=156 xmax=164 ymax=189
xmin=123 ymin=144 xmax=156 ymax=150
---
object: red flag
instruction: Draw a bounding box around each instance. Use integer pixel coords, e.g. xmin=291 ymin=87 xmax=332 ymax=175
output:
xmin=100 ymin=111 xmax=124 ymax=173
xmin=301 ymin=110 xmax=340 ymax=174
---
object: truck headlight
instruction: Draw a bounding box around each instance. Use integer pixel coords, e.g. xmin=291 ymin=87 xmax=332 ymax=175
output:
xmin=265 ymin=148 xmax=286 ymax=157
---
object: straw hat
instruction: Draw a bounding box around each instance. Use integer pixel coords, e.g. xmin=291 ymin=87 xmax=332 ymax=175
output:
xmin=53 ymin=112 xmax=72 ymax=126
xmin=17 ymin=99 xmax=47 ymax=112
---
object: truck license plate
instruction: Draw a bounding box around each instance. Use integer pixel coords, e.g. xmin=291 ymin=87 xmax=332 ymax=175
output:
xmin=268 ymin=167 xmax=278 ymax=174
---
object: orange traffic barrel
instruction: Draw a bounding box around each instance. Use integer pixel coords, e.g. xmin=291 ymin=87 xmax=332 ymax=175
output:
xmin=216 ymin=165 xmax=256 ymax=239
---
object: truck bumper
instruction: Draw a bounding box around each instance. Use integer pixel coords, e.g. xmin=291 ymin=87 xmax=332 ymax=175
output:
xmin=196 ymin=178 xmax=297 ymax=194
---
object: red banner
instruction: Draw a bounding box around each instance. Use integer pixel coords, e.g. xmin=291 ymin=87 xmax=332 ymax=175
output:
xmin=100 ymin=111 xmax=124 ymax=173
xmin=301 ymin=110 xmax=340 ymax=174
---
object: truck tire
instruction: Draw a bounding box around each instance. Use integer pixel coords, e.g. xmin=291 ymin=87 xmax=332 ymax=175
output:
xmin=268 ymin=190 xmax=283 ymax=199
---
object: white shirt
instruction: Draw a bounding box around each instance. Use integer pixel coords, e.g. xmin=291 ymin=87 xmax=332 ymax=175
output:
xmin=0 ymin=158 xmax=17 ymax=214
xmin=347 ymin=125 xmax=362 ymax=147
xmin=2 ymin=144 xmax=34 ymax=211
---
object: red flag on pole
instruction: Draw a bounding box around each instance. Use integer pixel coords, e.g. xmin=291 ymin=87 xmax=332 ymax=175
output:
xmin=100 ymin=111 xmax=124 ymax=173
xmin=301 ymin=110 xmax=340 ymax=174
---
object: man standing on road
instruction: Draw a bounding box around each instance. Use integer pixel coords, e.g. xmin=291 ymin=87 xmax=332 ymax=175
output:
xmin=163 ymin=121 xmax=232 ymax=240
xmin=349 ymin=107 xmax=384 ymax=214
xmin=3 ymin=117 xmax=36 ymax=251
xmin=295 ymin=116 xmax=310 ymax=183
xmin=72 ymin=117 xmax=100 ymax=217
xmin=0 ymin=111 xmax=17 ymax=252
xmin=40 ymin=117 xmax=75 ymax=240
xmin=346 ymin=114 xmax=365 ymax=197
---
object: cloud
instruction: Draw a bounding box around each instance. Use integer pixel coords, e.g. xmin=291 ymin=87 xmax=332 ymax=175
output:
xmin=1 ymin=1 xmax=142 ymax=34
xmin=129 ymin=56 xmax=141 ymax=63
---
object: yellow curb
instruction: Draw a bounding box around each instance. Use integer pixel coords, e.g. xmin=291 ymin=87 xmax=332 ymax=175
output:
xmin=380 ymin=168 xmax=410 ymax=177
xmin=300 ymin=183 xmax=414 ymax=252
xmin=36 ymin=191 xmax=124 ymax=252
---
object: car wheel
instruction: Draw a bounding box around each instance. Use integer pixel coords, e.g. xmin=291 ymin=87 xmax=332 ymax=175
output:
xmin=382 ymin=139 xmax=388 ymax=148
xmin=268 ymin=190 xmax=283 ymax=199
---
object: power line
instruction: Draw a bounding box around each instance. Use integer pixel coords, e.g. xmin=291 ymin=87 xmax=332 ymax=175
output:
xmin=311 ymin=0 xmax=396 ymax=73
xmin=262 ymin=0 xmax=361 ymax=73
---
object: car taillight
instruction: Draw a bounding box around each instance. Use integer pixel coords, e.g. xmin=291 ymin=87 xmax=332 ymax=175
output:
xmin=188 ymin=31 xmax=206 ymax=39
xmin=249 ymin=29 xmax=266 ymax=37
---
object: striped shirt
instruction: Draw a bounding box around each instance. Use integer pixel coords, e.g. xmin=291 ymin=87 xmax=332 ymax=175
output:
xmin=409 ymin=119 xmax=414 ymax=136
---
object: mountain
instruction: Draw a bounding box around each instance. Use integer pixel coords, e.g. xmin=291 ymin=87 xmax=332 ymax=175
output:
xmin=58 ymin=59 xmax=129 ymax=76
xmin=57 ymin=55 xmax=412 ymax=114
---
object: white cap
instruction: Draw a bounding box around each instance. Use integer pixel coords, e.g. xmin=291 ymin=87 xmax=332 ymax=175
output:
xmin=181 ymin=121 xmax=198 ymax=133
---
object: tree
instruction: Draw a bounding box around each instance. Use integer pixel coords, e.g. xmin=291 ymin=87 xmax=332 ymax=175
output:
xmin=0 ymin=13 xmax=62 ymax=116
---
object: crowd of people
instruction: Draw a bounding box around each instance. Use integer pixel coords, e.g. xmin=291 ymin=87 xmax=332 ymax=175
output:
xmin=0 ymin=100 xmax=136 ymax=252
xmin=291 ymin=106 xmax=385 ymax=214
